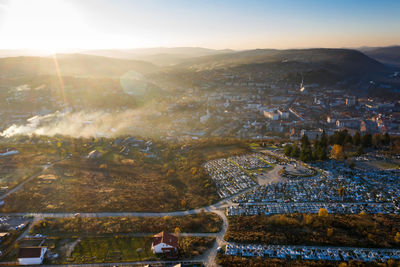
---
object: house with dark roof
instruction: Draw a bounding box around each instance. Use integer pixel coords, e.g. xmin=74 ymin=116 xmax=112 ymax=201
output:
xmin=17 ymin=247 xmax=47 ymax=265
xmin=151 ymin=231 xmax=178 ymax=254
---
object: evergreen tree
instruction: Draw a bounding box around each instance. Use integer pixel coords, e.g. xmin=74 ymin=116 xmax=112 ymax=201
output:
xmin=292 ymin=145 xmax=300 ymax=158
xmin=300 ymin=135 xmax=313 ymax=162
xmin=320 ymin=131 xmax=328 ymax=148
xmin=283 ymin=144 xmax=293 ymax=156
xmin=372 ymin=133 xmax=383 ymax=148
xmin=344 ymin=134 xmax=353 ymax=145
xmin=356 ymin=145 xmax=364 ymax=156
xmin=383 ymin=132 xmax=390 ymax=146
xmin=353 ymin=131 xmax=361 ymax=146
xmin=361 ymin=133 xmax=372 ymax=148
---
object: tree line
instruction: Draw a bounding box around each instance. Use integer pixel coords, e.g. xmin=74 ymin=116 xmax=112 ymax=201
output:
xmin=284 ymin=130 xmax=392 ymax=162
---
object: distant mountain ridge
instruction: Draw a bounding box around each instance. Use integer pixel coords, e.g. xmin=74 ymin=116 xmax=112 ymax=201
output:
xmin=80 ymin=47 xmax=234 ymax=66
xmin=0 ymin=53 xmax=157 ymax=77
xmin=0 ymin=48 xmax=388 ymax=84
xmin=174 ymin=48 xmax=385 ymax=74
xmin=359 ymin=46 xmax=400 ymax=67
xmin=0 ymin=47 xmax=234 ymax=67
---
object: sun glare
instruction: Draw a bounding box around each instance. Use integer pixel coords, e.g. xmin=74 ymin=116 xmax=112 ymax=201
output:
xmin=0 ymin=0 xmax=91 ymax=52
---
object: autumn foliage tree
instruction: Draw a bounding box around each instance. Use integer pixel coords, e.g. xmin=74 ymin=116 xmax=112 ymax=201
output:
xmin=318 ymin=208 xmax=329 ymax=218
xmin=330 ymin=144 xmax=345 ymax=160
xmin=395 ymin=232 xmax=400 ymax=243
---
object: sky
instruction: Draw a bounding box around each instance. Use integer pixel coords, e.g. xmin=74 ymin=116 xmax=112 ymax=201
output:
xmin=0 ymin=0 xmax=399 ymax=51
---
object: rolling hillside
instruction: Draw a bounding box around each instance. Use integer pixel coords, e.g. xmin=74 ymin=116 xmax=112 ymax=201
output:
xmin=175 ymin=48 xmax=385 ymax=74
xmin=80 ymin=47 xmax=234 ymax=66
xmin=360 ymin=46 xmax=400 ymax=67
xmin=0 ymin=54 xmax=158 ymax=78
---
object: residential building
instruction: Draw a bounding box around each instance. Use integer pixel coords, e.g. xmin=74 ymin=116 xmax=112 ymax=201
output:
xmin=18 ymin=247 xmax=47 ymax=265
xmin=151 ymin=232 xmax=178 ymax=254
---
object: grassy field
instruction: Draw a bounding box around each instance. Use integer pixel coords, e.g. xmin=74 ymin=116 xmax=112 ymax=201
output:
xmin=1 ymin=150 xmax=217 ymax=212
xmin=31 ymin=213 xmax=223 ymax=237
xmin=69 ymin=236 xmax=214 ymax=264
xmin=1 ymin=154 xmax=219 ymax=212
xmin=179 ymin=237 xmax=215 ymax=258
xmin=0 ymin=138 xmax=252 ymax=213
xmin=0 ymin=236 xmax=158 ymax=264
xmin=195 ymin=144 xmax=250 ymax=160
xmin=69 ymin=237 xmax=155 ymax=263
xmin=0 ymin=151 xmax=59 ymax=193
xmin=40 ymin=236 xmax=214 ymax=264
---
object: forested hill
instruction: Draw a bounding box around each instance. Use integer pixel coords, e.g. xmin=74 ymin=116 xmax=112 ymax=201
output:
xmin=174 ymin=48 xmax=385 ymax=74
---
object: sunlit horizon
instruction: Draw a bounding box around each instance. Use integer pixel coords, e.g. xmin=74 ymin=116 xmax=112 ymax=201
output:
xmin=0 ymin=0 xmax=399 ymax=52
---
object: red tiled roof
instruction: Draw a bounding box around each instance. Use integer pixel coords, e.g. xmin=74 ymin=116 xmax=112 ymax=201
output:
xmin=152 ymin=231 xmax=178 ymax=248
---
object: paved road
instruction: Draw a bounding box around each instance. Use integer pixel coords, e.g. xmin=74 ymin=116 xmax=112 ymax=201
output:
xmin=199 ymin=209 xmax=229 ymax=267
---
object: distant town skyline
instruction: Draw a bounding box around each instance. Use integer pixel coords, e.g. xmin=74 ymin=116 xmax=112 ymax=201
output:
xmin=0 ymin=0 xmax=399 ymax=51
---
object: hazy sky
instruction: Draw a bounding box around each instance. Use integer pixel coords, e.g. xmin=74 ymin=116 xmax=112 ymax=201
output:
xmin=0 ymin=0 xmax=399 ymax=51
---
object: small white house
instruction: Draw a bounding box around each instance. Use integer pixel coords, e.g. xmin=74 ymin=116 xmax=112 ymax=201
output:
xmin=151 ymin=232 xmax=178 ymax=254
xmin=18 ymin=247 xmax=47 ymax=265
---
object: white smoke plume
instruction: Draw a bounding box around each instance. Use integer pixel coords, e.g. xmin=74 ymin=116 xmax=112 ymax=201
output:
xmin=1 ymin=109 xmax=160 ymax=138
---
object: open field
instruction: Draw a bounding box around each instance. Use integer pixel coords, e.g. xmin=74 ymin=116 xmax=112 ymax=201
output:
xmin=0 ymin=139 xmax=255 ymax=212
xmin=0 ymin=151 xmax=60 ymax=194
xmin=225 ymin=214 xmax=400 ymax=248
xmin=1 ymin=156 xmax=217 ymax=212
xmin=194 ymin=144 xmax=251 ymax=161
xmin=180 ymin=236 xmax=215 ymax=259
xmin=70 ymin=237 xmax=155 ymax=263
xmin=69 ymin=236 xmax=214 ymax=264
xmin=31 ymin=213 xmax=223 ymax=237
xmin=1 ymin=236 xmax=155 ymax=264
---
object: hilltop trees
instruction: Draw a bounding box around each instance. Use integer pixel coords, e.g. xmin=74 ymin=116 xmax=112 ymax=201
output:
xmin=299 ymin=135 xmax=313 ymax=162
xmin=283 ymin=132 xmax=328 ymax=162
xmin=361 ymin=133 xmax=372 ymax=148
xmin=284 ymin=130 xmax=394 ymax=162
xmin=353 ymin=131 xmax=361 ymax=146
xmin=314 ymin=132 xmax=328 ymax=160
